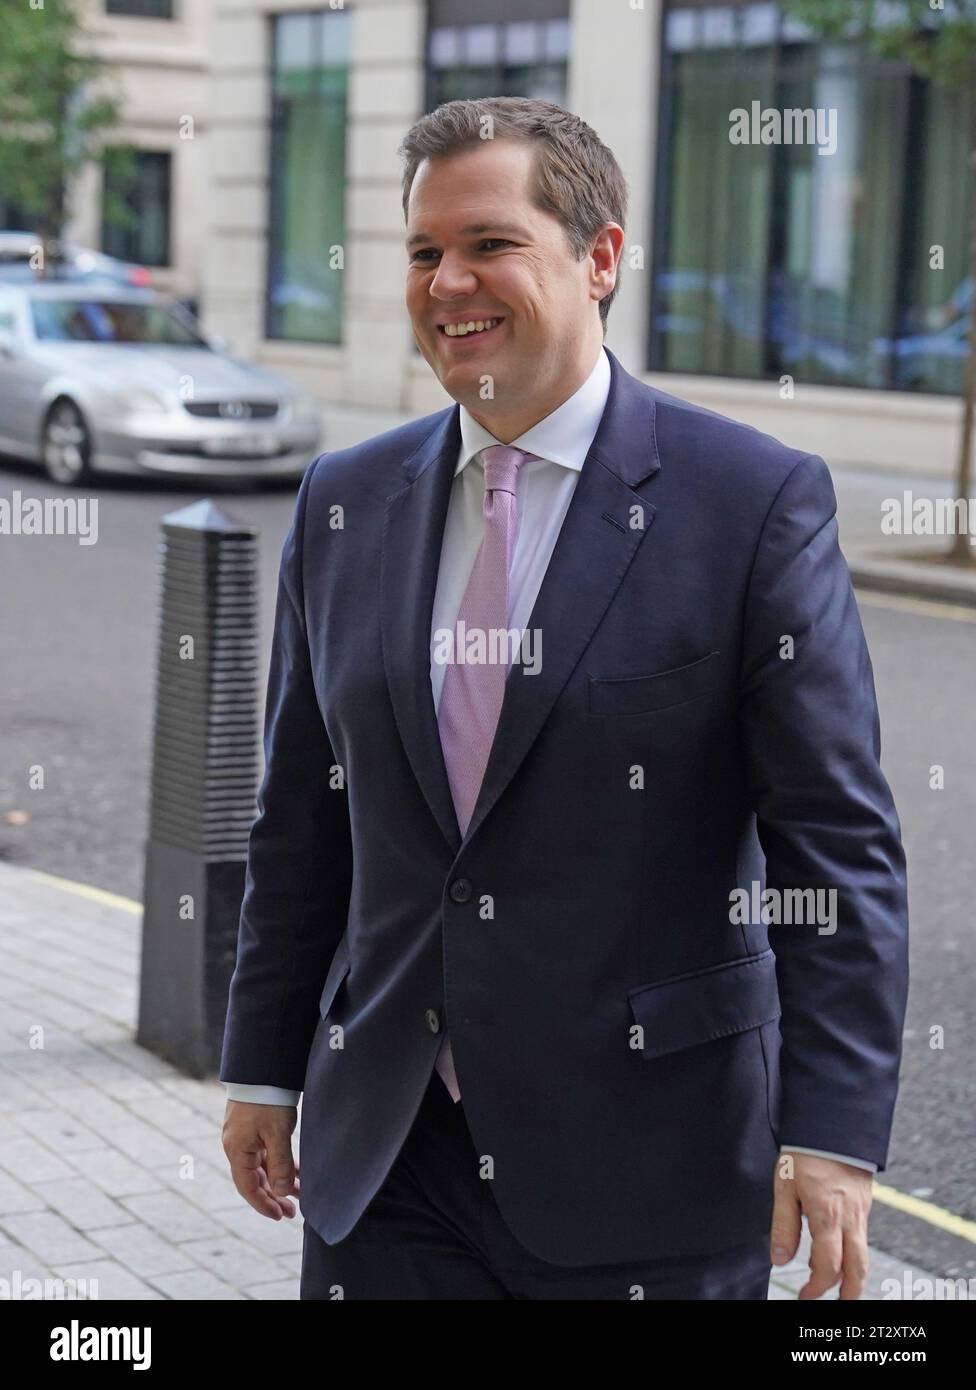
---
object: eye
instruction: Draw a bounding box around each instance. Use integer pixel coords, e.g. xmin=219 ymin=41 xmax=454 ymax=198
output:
xmin=409 ymin=238 xmax=514 ymax=263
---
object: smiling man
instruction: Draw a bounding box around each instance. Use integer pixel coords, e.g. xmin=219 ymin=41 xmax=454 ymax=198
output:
xmin=404 ymin=133 xmax=618 ymax=442
xmin=220 ymin=98 xmax=909 ymax=1301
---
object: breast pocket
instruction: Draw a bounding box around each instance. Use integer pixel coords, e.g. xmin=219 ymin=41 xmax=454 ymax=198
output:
xmin=588 ymin=650 xmax=719 ymax=716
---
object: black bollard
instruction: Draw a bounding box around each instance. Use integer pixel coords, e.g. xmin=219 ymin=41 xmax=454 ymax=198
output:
xmin=137 ymin=499 xmax=260 ymax=1077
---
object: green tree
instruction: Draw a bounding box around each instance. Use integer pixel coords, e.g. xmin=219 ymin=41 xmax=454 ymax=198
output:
xmin=785 ymin=0 xmax=976 ymax=563
xmin=0 ymin=0 xmax=134 ymax=276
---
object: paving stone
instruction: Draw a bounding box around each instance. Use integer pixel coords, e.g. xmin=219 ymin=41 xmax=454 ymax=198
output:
xmin=99 ymin=1040 xmax=179 ymax=1080
xmin=51 ymin=1259 xmax=162 ymax=1300
xmin=148 ymin=1268 xmax=245 ymax=1299
xmin=66 ymin=1065 xmax=160 ymax=1102
xmin=0 ymin=1241 xmax=61 ymax=1296
xmin=3 ymin=1137 xmax=75 ymax=1184
xmin=0 ymin=1071 xmax=49 ymax=1112
xmin=247 ymin=1278 xmax=301 ymax=1299
xmin=2 ymin=1055 xmax=81 ymax=1091
xmin=62 ymin=1147 xmax=165 ymax=1200
xmin=35 ymin=1087 xmax=137 ymax=1132
xmin=176 ymin=1233 xmax=293 ymax=1288
xmin=152 ymin=1160 xmax=244 ymax=1214
xmin=126 ymin=1094 xmax=220 ymax=1138
xmin=121 ymin=1189 xmax=226 ymax=1243
xmin=0 ymin=1170 xmax=48 ymax=1216
xmin=214 ymin=1205 xmax=304 ymax=1254
xmin=16 ymin=1110 xmax=106 ymax=1153
xmin=30 ymin=1178 xmax=134 ymax=1231
xmin=82 ymin=1223 xmax=196 ymax=1279
xmin=156 ymin=1076 xmax=229 ymax=1122
xmin=94 ymin=1121 xmax=190 ymax=1167
xmin=0 ymin=1211 xmax=104 ymax=1265
xmin=76 ymin=1023 xmax=133 ymax=1047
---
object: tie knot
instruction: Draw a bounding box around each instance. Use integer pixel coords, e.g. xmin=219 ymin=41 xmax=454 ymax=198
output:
xmin=479 ymin=444 xmax=533 ymax=496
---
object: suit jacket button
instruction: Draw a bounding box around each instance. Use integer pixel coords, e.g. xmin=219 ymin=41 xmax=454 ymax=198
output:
xmin=425 ymin=1008 xmax=441 ymax=1034
xmin=449 ymin=878 xmax=472 ymax=903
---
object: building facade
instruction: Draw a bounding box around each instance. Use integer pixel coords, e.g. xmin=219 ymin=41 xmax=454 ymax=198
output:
xmin=63 ymin=0 xmax=213 ymax=305
xmin=198 ymin=0 xmax=972 ymax=471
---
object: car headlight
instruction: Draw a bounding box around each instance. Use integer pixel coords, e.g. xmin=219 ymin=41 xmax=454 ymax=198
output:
xmin=114 ymin=388 xmax=169 ymax=413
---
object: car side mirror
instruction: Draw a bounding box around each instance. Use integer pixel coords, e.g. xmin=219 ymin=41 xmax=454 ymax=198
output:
xmin=0 ymin=331 xmax=18 ymax=358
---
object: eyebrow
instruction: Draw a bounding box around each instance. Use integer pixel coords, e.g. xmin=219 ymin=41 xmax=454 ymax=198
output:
xmin=406 ymin=222 xmax=530 ymax=250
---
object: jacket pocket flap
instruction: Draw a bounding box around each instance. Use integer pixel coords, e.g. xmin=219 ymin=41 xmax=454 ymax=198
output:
xmin=318 ymin=937 xmax=351 ymax=1019
xmin=589 ymin=650 xmax=719 ymax=715
xmin=628 ymin=949 xmax=780 ymax=1059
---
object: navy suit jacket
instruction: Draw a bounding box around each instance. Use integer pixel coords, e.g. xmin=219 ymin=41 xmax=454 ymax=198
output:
xmin=219 ymin=346 xmax=909 ymax=1265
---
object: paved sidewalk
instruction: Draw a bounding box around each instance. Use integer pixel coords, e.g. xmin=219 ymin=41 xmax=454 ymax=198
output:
xmin=0 ymin=861 xmax=937 ymax=1301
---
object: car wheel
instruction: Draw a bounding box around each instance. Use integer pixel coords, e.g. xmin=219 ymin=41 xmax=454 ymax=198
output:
xmin=42 ymin=399 xmax=95 ymax=486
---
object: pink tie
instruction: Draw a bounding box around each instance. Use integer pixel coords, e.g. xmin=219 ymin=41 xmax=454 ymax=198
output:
xmin=434 ymin=444 xmax=535 ymax=1102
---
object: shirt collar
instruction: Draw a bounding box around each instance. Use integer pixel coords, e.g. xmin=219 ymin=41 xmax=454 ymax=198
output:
xmin=455 ymin=345 xmax=611 ymax=476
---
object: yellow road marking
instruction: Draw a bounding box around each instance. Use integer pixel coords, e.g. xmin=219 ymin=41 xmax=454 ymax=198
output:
xmin=24 ymin=867 xmax=141 ymax=914
xmin=872 ymin=1183 xmax=976 ymax=1243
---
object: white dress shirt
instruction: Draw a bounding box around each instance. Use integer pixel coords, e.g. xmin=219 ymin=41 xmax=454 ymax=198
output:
xmin=225 ymin=345 xmax=876 ymax=1175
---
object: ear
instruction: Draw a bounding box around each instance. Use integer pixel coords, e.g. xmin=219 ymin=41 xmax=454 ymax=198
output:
xmin=590 ymin=223 xmax=625 ymax=301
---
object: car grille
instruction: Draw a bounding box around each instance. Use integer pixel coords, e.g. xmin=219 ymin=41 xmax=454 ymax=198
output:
xmin=183 ymin=401 xmax=279 ymax=419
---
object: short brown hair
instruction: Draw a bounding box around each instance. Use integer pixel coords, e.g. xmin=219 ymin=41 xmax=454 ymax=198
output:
xmin=397 ymin=97 xmax=628 ymax=334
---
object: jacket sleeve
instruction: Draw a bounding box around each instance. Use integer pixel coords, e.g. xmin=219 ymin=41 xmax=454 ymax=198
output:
xmin=738 ymin=453 xmax=909 ymax=1171
xmin=219 ymin=455 xmax=353 ymax=1091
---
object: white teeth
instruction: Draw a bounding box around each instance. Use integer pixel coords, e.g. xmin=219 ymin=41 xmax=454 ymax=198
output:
xmin=444 ymin=318 xmax=499 ymax=337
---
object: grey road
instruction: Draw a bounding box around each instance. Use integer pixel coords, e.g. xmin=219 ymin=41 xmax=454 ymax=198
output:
xmin=1 ymin=452 xmax=974 ymax=1282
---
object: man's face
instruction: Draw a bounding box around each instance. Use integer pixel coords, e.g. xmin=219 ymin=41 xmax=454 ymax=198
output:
xmin=405 ymin=138 xmax=611 ymax=434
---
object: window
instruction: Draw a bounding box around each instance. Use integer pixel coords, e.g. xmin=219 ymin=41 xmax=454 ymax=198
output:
xmin=650 ymin=1 xmax=972 ymax=396
xmin=266 ymin=8 xmax=351 ymax=344
xmin=102 ymin=150 xmax=171 ymax=267
xmin=30 ymin=296 xmax=206 ymax=346
xmin=105 ymin=1 xmax=175 ymax=17
xmin=0 ymin=198 xmax=35 ymax=233
xmin=426 ymin=0 xmax=569 ymax=109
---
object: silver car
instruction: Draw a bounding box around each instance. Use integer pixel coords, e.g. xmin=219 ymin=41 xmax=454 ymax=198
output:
xmin=0 ymin=283 xmax=325 ymax=485
xmin=0 ymin=230 xmax=152 ymax=289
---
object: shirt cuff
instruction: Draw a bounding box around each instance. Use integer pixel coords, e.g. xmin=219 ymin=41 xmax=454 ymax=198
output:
xmin=780 ymin=1144 xmax=877 ymax=1173
xmin=225 ymin=1083 xmax=301 ymax=1107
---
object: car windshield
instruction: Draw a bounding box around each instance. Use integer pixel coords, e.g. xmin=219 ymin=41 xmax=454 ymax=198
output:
xmin=30 ymin=297 xmax=208 ymax=347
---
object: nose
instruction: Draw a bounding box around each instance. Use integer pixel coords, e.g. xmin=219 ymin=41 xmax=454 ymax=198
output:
xmin=428 ymin=250 xmax=479 ymax=301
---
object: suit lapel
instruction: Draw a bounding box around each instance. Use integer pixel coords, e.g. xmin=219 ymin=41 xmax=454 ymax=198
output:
xmin=381 ymin=348 xmax=662 ymax=858
xmin=382 ymin=405 xmax=466 ymax=854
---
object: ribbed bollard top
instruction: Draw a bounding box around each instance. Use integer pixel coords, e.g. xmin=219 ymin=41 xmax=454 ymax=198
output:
xmin=148 ymin=499 xmax=260 ymax=862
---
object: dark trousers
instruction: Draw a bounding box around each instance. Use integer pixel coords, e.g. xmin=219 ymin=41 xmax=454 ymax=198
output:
xmin=300 ymin=1069 xmax=772 ymax=1300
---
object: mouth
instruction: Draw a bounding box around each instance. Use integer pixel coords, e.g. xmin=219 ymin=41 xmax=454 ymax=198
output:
xmin=437 ymin=317 xmax=505 ymax=345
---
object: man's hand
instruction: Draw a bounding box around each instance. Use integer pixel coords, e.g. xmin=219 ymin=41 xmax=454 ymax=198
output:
xmin=223 ymin=1100 xmax=300 ymax=1220
xmin=771 ymin=1151 xmax=874 ymax=1300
